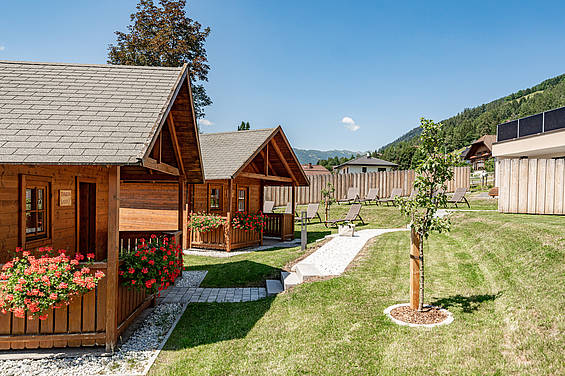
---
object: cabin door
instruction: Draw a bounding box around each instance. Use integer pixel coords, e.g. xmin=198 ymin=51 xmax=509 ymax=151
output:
xmin=78 ymin=182 xmax=96 ymax=253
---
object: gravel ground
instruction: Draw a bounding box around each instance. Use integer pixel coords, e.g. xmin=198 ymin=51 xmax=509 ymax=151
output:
xmin=295 ymin=229 xmax=406 ymax=276
xmin=0 ymin=302 xmax=183 ymax=376
xmin=175 ymin=270 xmax=207 ymax=288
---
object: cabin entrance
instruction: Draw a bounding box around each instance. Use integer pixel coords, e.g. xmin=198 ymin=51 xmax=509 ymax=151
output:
xmin=78 ymin=182 xmax=96 ymax=253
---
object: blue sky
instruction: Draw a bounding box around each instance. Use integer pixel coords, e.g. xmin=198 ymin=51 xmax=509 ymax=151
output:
xmin=1 ymin=1 xmax=565 ymax=151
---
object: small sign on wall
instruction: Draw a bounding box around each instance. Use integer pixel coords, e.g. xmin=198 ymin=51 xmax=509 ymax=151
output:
xmin=59 ymin=190 xmax=72 ymax=206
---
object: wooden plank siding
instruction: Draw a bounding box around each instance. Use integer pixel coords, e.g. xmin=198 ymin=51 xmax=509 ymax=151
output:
xmin=265 ymin=167 xmax=471 ymax=206
xmin=498 ymin=158 xmax=565 ymax=215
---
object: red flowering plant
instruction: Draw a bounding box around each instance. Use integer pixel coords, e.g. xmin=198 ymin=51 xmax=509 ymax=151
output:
xmin=232 ymin=211 xmax=266 ymax=232
xmin=188 ymin=212 xmax=227 ymax=233
xmin=119 ymin=234 xmax=182 ymax=294
xmin=0 ymin=248 xmax=104 ymax=320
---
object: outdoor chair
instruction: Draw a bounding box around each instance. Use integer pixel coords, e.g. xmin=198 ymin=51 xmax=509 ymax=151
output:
xmin=359 ymin=188 xmax=380 ymax=205
xmin=325 ymin=203 xmax=365 ymax=227
xmin=337 ymin=187 xmax=360 ymax=204
xmin=377 ymin=188 xmax=402 ymax=206
xmin=263 ymin=200 xmax=275 ymax=213
xmin=447 ymin=187 xmax=470 ymax=208
xmin=295 ymin=203 xmax=322 ymax=223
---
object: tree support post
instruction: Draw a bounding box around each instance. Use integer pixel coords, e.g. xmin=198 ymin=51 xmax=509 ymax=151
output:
xmin=410 ymin=227 xmax=421 ymax=310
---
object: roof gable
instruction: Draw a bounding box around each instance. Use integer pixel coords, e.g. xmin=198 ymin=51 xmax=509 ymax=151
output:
xmin=336 ymin=155 xmax=397 ymax=168
xmin=199 ymin=127 xmax=308 ymax=186
xmin=0 ymin=60 xmax=200 ymax=171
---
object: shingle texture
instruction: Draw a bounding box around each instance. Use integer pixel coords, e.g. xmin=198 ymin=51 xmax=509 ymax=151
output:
xmin=199 ymin=128 xmax=275 ymax=180
xmin=0 ymin=61 xmax=183 ymax=164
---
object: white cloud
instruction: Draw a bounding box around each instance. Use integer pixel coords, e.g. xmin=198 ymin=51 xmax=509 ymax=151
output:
xmin=341 ymin=116 xmax=360 ymax=131
xmin=198 ymin=118 xmax=213 ymax=126
xmin=0 ymin=46 xmax=5 ymax=51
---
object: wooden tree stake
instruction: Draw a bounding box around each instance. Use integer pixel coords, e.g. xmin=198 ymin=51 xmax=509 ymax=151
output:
xmin=410 ymin=227 xmax=420 ymax=310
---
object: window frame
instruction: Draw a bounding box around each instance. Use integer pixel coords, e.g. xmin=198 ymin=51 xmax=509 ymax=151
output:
xmin=237 ymin=186 xmax=248 ymax=212
xmin=19 ymin=175 xmax=52 ymax=248
xmin=208 ymin=184 xmax=222 ymax=211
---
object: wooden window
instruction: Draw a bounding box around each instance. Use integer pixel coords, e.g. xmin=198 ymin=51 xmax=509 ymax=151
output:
xmin=209 ymin=185 xmax=222 ymax=211
xmin=237 ymin=187 xmax=248 ymax=212
xmin=22 ymin=176 xmax=51 ymax=243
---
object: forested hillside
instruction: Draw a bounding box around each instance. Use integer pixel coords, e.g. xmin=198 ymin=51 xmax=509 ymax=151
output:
xmin=378 ymin=73 xmax=565 ymax=169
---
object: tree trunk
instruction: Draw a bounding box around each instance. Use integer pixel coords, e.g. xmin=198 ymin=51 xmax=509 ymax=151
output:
xmin=409 ymin=228 xmax=420 ymax=310
xmin=418 ymin=229 xmax=425 ymax=311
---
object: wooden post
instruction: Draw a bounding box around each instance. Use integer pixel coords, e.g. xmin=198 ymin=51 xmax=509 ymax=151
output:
xmin=225 ymin=211 xmax=232 ymax=252
xmin=301 ymin=211 xmax=307 ymax=251
xmin=410 ymin=227 xmax=420 ymax=310
xmin=178 ymin=178 xmax=187 ymax=249
xmin=291 ymin=183 xmax=296 ymax=237
xmin=106 ymin=166 xmax=120 ymax=352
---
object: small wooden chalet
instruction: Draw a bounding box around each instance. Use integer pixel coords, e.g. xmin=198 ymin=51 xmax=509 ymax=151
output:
xmin=190 ymin=127 xmax=309 ymax=251
xmin=0 ymin=61 xmax=203 ymax=351
xmin=463 ymin=135 xmax=496 ymax=169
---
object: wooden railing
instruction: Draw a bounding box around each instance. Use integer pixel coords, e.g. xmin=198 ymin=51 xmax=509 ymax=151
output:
xmin=264 ymin=213 xmax=295 ymax=241
xmin=189 ymin=213 xmax=262 ymax=252
xmin=0 ymin=262 xmax=108 ymax=350
xmin=119 ymin=230 xmax=182 ymax=254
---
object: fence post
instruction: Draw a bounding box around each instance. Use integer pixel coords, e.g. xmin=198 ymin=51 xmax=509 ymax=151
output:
xmin=301 ymin=211 xmax=307 ymax=251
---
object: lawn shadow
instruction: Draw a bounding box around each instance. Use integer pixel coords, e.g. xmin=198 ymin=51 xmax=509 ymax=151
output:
xmin=163 ymin=297 xmax=274 ymax=350
xmin=430 ymin=292 xmax=502 ymax=313
xmin=191 ymin=260 xmax=281 ymax=288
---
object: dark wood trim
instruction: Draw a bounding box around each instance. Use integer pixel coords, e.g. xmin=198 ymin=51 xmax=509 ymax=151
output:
xmin=167 ymin=113 xmax=185 ymax=176
xmin=238 ymin=172 xmax=293 ymax=183
xmin=142 ymin=157 xmax=180 ymax=176
xmin=75 ymin=177 xmax=97 ymax=253
xmin=270 ymin=138 xmax=297 ymax=182
xmin=178 ymin=177 xmax=187 ymax=249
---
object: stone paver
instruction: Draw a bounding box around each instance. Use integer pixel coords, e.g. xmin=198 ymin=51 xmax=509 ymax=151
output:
xmin=157 ymin=284 xmax=267 ymax=304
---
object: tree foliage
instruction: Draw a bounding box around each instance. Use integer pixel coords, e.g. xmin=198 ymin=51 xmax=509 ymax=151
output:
xmin=396 ymin=118 xmax=459 ymax=311
xmin=107 ymin=0 xmax=212 ymax=118
xmin=379 ymin=73 xmax=565 ymax=166
xmin=238 ymin=121 xmax=250 ymax=131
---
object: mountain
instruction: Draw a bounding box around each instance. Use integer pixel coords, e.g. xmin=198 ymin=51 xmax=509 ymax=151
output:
xmin=378 ymin=72 xmax=565 ymax=169
xmin=293 ymin=148 xmax=361 ymax=165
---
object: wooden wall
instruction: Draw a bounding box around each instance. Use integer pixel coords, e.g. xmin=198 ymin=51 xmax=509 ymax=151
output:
xmin=498 ymin=158 xmax=565 ymax=215
xmin=0 ymin=164 xmax=109 ymax=263
xmin=120 ymin=182 xmax=180 ymax=231
xmin=264 ymin=167 xmax=470 ymax=206
xmin=192 ymin=177 xmax=262 ymax=215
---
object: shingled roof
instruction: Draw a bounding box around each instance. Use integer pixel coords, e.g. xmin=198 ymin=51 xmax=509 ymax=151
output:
xmin=335 ymin=155 xmax=397 ymax=168
xmin=199 ymin=127 xmax=308 ymax=185
xmin=199 ymin=128 xmax=276 ymax=180
xmin=0 ymin=60 xmax=188 ymax=164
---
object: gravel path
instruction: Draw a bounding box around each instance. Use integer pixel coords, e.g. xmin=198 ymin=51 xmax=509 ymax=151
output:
xmin=294 ymin=228 xmax=407 ymax=276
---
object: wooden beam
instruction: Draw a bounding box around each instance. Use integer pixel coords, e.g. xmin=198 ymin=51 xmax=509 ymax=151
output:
xmin=106 ymin=166 xmax=120 ymax=352
xmin=270 ymin=138 xmax=297 ymax=182
xmin=178 ymin=178 xmax=187 ymax=249
xmin=238 ymin=172 xmax=293 ymax=183
xmin=265 ymin=143 xmax=269 ymax=175
xmin=142 ymin=157 xmax=180 ymax=176
xmin=167 ymin=113 xmax=185 ymax=176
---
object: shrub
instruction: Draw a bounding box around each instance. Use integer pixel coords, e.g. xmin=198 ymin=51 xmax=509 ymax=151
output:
xmin=119 ymin=234 xmax=182 ymax=294
xmin=188 ymin=212 xmax=226 ymax=232
xmin=0 ymin=248 xmax=104 ymax=320
xmin=232 ymin=211 xmax=265 ymax=232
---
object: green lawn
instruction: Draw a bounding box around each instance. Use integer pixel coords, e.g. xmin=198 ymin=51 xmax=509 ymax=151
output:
xmin=153 ymin=207 xmax=564 ymax=375
xmin=185 ymin=199 xmax=495 ymax=287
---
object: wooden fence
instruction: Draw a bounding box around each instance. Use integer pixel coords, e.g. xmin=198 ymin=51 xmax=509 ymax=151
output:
xmin=498 ymin=158 xmax=565 ymax=215
xmin=265 ymin=167 xmax=470 ymax=206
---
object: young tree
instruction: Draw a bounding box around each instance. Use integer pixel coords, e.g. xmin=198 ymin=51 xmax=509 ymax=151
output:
xmin=238 ymin=121 xmax=250 ymax=131
xmin=396 ymin=118 xmax=459 ymax=311
xmin=108 ymin=0 xmax=212 ymax=118
xmin=320 ymin=182 xmax=336 ymax=221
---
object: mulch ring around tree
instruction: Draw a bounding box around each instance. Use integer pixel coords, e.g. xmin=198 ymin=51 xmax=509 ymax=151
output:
xmin=384 ymin=303 xmax=454 ymax=327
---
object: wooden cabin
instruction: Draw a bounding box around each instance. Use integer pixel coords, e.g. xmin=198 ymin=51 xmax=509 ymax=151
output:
xmin=0 ymin=61 xmax=203 ymax=351
xmin=120 ymin=127 xmax=309 ymax=252
xmin=191 ymin=127 xmax=309 ymax=251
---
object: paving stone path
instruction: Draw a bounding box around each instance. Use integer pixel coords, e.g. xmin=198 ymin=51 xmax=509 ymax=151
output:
xmin=157 ymin=285 xmax=267 ymax=304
